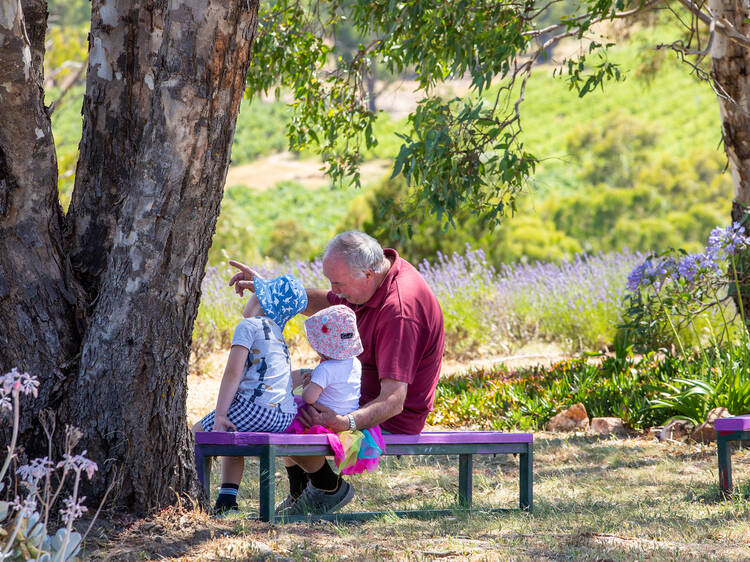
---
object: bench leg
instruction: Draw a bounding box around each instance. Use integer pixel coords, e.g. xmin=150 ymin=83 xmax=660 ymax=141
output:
xmin=195 ymin=446 xmax=212 ymax=498
xmin=718 ymin=434 xmax=732 ymax=497
xmin=259 ymin=445 xmax=276 ymax=523
xmin=519 ymin=444 xmax=533 ymax=512
xmin=458 ymin=454 xmax=473 ymax=509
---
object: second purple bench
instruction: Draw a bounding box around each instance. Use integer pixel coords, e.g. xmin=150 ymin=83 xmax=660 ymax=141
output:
xmin=715 ymin=415 xmax=750 ymax=495
xmin=194 ymin=430 xmax=533 ymax=522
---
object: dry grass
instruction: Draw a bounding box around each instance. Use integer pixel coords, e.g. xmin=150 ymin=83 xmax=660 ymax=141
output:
xmin=85 ymin=433 xmax=750 ymax=561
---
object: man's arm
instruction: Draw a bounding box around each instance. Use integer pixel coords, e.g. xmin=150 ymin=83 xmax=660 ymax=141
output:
xmin=297 ymin=378 xmax=407 ymax=432
xmin=304 ymin=288 xmax=330 ymax=316
xmin=229 ymin=260 xmax=328 ymax=316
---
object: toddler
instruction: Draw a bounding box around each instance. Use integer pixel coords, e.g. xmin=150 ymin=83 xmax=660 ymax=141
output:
xmin=279 ymin=305 xmax=384 ymax=516
xmin=192 ymin=274 xmax=307 ymax=514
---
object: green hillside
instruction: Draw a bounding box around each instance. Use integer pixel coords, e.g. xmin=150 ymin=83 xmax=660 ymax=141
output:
xmin=48 ymin=21 xmax=731 ymax=265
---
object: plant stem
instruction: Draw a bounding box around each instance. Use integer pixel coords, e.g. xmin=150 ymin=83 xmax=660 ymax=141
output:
xmin=654 ymin=291 xmax=687 ymax=358
xmin=0 ymin=389 xmax=20 ymax=483
xmin=710 ymin=284 xmax=733 ymax=350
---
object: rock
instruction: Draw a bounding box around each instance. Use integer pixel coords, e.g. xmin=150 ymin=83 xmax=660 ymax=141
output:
xmin=659 ymin=419 xmax=695 ymax=442
xmin=545 ymin=403 xmax=589 ymax=432
xmin=691 ymin=407 xmax=732 ymax=443
xmin=591 ymin=417 xmax=627 ymax=437
xmin=646 ymin=427 xmax=662 ymax=440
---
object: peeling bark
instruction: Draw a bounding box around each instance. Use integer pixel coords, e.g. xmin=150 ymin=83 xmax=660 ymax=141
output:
xmin=1 ymin=0 xmax=260 ymax=512
xmin=67 ymin=0 xmax=259 ymax=510
xmin=0 ymin=0 xmax=78 ymax=447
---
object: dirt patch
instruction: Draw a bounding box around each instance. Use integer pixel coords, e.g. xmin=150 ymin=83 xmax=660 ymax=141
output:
xmin=188 ymin=342 xmax=569 ymax=424
xmin=225 ymin=152 xmax=391 ymax=191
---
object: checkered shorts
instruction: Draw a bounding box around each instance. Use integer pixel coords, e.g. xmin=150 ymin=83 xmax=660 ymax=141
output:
xmin=200 ymin=393 xmax=296 ymax=432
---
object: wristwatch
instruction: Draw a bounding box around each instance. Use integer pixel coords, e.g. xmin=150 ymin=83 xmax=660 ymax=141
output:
xmin=347 ymin=413 xmax=357 ymax=431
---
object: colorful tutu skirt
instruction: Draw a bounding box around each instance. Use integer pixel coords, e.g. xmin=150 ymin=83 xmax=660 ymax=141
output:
xmin=286 ymin=405 xmax=385 ymax=475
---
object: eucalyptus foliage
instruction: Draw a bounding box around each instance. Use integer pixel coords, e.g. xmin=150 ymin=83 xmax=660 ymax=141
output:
xmin=247 ymin=0 xmax=634 ymax=230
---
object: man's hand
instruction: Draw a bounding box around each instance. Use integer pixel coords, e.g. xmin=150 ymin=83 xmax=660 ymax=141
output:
xmin=212 ymin=414 xmax=237 ymax=432
xmin=291 ymin=368 xmax=313 ymax=389
xmin=297 ymin=403 xmax=348 ymax=432
xmin=228 ymin=260 xmax=263 ymax=297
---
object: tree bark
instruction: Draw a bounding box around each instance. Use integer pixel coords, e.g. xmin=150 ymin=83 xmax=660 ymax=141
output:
xmin=1 ymin=0 xmax=260 ymax=513
xmin=0 ymin=0 xmax=80 ymax=446
xmin=711 ymin=0 xmax=750 ymax=324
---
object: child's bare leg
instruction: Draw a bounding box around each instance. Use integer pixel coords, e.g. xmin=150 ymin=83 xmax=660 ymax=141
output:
xmin=221 ymin=456 xmax=245 ymax=484
xmin=191 ymin=421 xmax=203 ymax=438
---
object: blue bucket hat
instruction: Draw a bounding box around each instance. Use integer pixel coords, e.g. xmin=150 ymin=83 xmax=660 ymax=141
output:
xmin=254 ymin=274 xmax=308 ymax=329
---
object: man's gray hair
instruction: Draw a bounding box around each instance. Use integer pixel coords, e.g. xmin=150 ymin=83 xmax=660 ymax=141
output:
xmin=324 ymin=231 xmax=389 ymax=277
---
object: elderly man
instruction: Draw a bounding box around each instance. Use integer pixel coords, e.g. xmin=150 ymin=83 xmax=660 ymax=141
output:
xmin=229 ymin=231 xmax=445 ymax=515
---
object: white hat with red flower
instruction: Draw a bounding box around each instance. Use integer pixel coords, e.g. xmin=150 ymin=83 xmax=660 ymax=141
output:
xmin=304 ymin=305 xmax=363 ymax=360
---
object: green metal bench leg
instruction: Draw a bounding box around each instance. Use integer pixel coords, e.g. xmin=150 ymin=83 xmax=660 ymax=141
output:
xmin=519 ymin=444 xmax=533 ymax=511
xmin=259 ymin=445 xmax=276 ymax=522
xmin=202 ymin=454 xmax=212 ymax=498
xmin=718 ymin=434 xmax=732 ymax=497
xmin=458 ymin=454 xmax=473 ymax=508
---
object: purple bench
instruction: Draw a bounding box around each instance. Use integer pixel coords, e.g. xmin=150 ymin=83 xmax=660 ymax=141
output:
xmin=715 ymin=415 xmax=750 ymax=495
xmin=194 ymin=431 xmax=533 ymax=522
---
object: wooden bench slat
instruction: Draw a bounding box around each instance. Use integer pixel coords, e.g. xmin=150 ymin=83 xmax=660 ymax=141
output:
xmin=715 ymin=415 xmax=750 ymax=432
xmin=194 ymin=429 xmax=534 ymax=520
xmin=195 ymin=430 xmax=533 ymax=446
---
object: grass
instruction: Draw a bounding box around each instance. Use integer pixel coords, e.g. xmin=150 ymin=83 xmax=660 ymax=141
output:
xmin=85 ymin=434 xmax=750 ymax=560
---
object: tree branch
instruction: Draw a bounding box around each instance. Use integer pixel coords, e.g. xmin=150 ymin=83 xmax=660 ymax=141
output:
xmin=524 ymin=0 xmax=662 ymax=39
xmin=675 ymin=0 xmax=750 ymax=49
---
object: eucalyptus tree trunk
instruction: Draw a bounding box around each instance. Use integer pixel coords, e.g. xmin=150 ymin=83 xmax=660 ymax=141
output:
xmin=0 ymin=0 xmax=260 ymax=512
xmin=710 ymin=0 xmax=750 ymax=327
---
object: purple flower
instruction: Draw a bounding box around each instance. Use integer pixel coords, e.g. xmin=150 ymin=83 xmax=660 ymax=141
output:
xmin=675 ymin=253 xmax=720 ymax=283
xmin=707 ymin=222 xmax=750 ymax=258
xmin=627 ymin=257 xmax=673 ymax=292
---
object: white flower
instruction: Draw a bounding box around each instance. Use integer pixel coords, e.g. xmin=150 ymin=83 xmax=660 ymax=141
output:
xmin=17 ymin=457 xmax=53 ymax=486
xmin=57 ymin=452 xmax=98 ymax=479
xmin=60 ymin=495 xmax=88 ymax=523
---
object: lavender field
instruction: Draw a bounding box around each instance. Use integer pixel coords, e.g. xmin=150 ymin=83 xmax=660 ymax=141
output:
xmin=193 ymin=248 xmax=646 ymax=362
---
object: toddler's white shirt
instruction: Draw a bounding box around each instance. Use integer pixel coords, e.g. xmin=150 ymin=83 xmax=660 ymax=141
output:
xmin=310 ymin=358 xmax=362 ymax=415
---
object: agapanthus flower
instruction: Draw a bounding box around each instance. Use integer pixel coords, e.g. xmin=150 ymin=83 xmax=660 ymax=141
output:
xmin=626 ymin=257 xmax=673 ymax=292
xmin=707 ymin=222 xmax=750 ymax=258
xmin=676 ymin=253 xmax=721 ymax=283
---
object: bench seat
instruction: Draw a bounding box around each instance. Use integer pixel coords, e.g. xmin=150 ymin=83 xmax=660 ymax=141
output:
xmin=715 ymin=415 xmax=750 ymax=495
xmin=194 ymin=430 xmax=533 ymax=522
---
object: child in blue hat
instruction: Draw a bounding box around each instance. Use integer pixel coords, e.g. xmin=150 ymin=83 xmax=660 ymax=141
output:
xmin=192 ymin=274 xmax=308 ymax=514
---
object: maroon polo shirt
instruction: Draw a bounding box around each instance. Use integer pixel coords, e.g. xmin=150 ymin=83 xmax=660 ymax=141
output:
xmin=328 ymin=249 xmax=445 ymax=434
